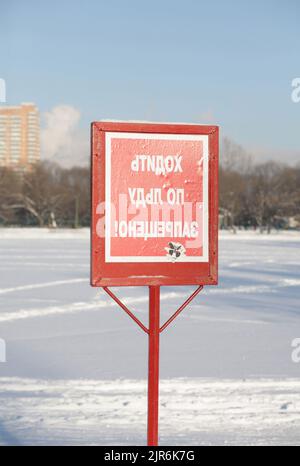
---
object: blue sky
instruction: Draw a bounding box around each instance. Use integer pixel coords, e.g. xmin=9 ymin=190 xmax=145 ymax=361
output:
xmin=1 ymin=0 xmax=299 ymax=164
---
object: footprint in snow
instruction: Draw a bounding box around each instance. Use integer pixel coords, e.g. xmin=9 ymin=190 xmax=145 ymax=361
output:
xmin=280 ymin=402 xmax=292 ymax=411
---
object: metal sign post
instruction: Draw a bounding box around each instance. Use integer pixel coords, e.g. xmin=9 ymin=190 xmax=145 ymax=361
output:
xmin=91 ymin=121 xmax=218 ymax=446
xmin=148 ymin=285 xmax=160 ymax=446
xmin=102 ymin=283 xmax=204 ymax=446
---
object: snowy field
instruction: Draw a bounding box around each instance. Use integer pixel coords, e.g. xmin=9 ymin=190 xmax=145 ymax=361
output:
xmin=0 ymin=228 xmax=300 ymax=445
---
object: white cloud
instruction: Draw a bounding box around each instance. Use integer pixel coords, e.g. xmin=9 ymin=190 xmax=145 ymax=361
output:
xmin=40 ymin=105 xmax=89 ymax=167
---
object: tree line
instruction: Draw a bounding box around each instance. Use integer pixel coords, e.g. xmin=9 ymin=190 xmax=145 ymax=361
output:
xmin=0 ymin=139 xmax=299 ymax=229
xmin=219 ymin=138 xmax=300 ymax=231
xmin=0 ymin=162 xmax=90 ymax=227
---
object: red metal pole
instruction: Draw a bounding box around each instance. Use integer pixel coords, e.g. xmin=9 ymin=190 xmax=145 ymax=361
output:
xmin=147 ymin=285 xmax=160 ymax=446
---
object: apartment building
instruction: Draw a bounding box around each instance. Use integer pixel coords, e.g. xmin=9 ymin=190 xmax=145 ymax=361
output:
xmin=0 ymin=103 xmax=40 ymax=170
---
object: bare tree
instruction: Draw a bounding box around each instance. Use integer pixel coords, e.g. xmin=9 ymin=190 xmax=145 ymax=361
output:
xmin=221 ymin=137 xmax=253 ymax=174
xmin=248 ymin=162 xmax=284 ymax=232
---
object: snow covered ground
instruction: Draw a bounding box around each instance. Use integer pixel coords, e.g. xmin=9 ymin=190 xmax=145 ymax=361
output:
xmin=0 ymin=228 xmax=300 ymax=445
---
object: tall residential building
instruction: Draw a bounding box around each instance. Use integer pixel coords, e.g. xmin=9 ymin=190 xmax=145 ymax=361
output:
xmin=0 ymin=103 xmax=40 ymax=170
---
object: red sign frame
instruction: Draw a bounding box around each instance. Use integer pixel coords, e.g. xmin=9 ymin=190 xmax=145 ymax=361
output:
xmin=91 ymin=121 xmax=218 ymax=287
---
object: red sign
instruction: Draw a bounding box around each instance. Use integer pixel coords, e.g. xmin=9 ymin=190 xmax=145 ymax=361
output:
xmin=91 ymin=121 xmax=218 ymax=286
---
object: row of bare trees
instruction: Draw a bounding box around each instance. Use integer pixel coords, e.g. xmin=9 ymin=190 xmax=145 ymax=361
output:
xmin=220 ymin=138 xmax=300 ymax=230
xmin=0 ymin=140 xmax=299 ymax=229
xmin=0 ymin=162 xmax=90 ymax=227
xmin=220 ymin=162 xmax=300 ymax=230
